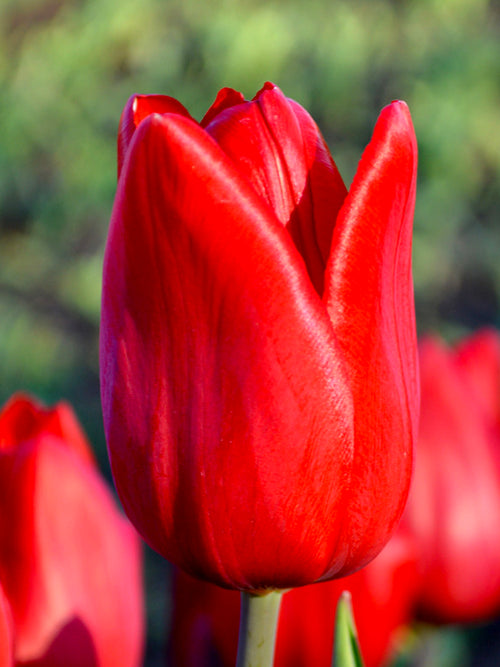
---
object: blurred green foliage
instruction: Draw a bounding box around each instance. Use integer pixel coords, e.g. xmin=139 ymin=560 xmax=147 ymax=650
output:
xmin=0 ymin=0 xmax=499 ymax=664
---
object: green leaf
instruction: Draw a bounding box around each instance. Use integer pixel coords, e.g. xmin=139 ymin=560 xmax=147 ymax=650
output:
xmin=332 ymin=591 xmax=365 ymax=667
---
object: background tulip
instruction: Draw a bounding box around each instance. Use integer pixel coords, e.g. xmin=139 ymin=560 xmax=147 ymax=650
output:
xmin=100 ymin=82 xmax=418 ymax=591
xmin=0 ymin=582 xmax=13 ymax=667
xmin=453 ymin=329 xmax=500 ymax=435
xmin=403 ymin=332 xmax=500 ymax=623
xmin=0 ymin=394 xmax=144 ymax=666
xmin=168 ymin=530 xmax=418 ymax=667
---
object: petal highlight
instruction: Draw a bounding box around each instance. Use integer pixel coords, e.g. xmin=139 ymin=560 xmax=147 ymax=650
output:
xmin=323 ymin=101 xmax=418 ymax=573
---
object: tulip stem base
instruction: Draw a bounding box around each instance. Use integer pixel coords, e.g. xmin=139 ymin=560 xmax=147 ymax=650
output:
xmin=236 ymin=590 xmax=283 ymax=667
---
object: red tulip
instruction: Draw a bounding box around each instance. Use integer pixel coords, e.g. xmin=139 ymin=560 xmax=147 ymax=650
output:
xmin=403 ymin=332 xmax=500 ymax=622
xmin=169 ymin=530 xmax=418 ymax=667
xmin=101 ymin=82 xmax=418 ymax=590
xmin=0 ymin=394 xmax=144 ymax=666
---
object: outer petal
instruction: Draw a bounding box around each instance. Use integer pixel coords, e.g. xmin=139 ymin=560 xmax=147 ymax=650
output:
xmin=405 ymin=337 xmax=500 ymax=622
xmin=323 ymin=101 xmax=418 ymax=574
xmin=205 ymin=83 xmax=347 ymax=294
xmin=0 ymin=397 xmax=144 ymax=666
xmin=100 ymin=111 xmax=355 ymax=590
xmin=118 ymin=94 xmax=193 ymax=179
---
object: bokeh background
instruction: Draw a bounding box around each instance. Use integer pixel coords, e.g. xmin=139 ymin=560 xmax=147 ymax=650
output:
xmin=1 ymin=0 xmax=499 ymax=664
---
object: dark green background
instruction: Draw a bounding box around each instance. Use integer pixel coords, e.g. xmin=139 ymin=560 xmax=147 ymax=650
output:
xmin=1 ymin=0 xmax=499 ymax=664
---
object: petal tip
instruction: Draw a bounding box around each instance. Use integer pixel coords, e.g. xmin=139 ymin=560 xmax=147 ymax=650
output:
xmin=384 ymin=99 xmax=412 ymax=124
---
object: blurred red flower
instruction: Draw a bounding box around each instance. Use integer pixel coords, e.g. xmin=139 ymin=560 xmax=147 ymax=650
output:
xmin=100 ymin=82 xmax=418 ymax=591
xmin=403 ymin=330 xmax=500 ymax=622
xmin=0 ymin=394 xmax=144 ymax=666
xmin=0 ymin=582 xmax=13 ymax=666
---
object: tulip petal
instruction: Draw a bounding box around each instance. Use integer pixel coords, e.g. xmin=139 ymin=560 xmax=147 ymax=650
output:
xmin=101 ymin=112 xmax=355 ymax=590
xmin=200 ymin=87 xmax=246 ymax=127
xmin=323 ymin=101 xmax=418 ymax=572
xmin=0 ymin=395 xmax=39 ymax=451
xmin=0 ymin=394 xmax=94 ymax=466
xmin=204 ymin=83 xmax=347 ymax=295
xmin=118 ymin=94 xmax=193 ymax=179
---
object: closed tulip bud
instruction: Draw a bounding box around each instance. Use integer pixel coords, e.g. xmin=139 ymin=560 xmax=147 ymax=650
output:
xmin=0 ymin=394 xmax=144 ymax=666
xmin=404 ymin=332 xmax=500 ymax=622
xmin=101 ymin=82 xmax=419 ymax=591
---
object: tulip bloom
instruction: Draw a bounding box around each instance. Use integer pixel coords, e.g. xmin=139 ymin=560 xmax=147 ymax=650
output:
xmin=101 ymin=83 xmax=418 ymax=591
xmin=0 ymin=394 xmax=144 ymax=666
xmin=403 ymin=331 xmax=500 ymax=622
xmin=169 ymin=530 xmax=418 ymax=667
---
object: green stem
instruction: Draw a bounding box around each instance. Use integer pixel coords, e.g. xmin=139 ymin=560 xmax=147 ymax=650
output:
xmin=236 ymin=590 xmax=283 ymax=667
